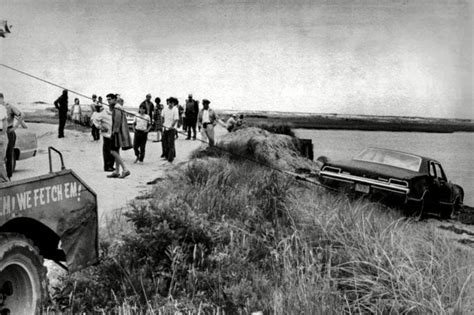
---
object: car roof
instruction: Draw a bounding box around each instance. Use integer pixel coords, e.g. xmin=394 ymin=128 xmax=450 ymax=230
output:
xmin=350 ymin=147 xmax=443 ymax=175
xmin=365 ymin=147 xmax=438 ymax=164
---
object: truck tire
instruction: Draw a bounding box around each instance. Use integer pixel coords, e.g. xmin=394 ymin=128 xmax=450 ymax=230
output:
xmin=0 ymin=233 xmax=48 ymax=314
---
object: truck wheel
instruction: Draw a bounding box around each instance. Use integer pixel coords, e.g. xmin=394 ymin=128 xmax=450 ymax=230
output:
xmin=0 ymin=233 xmax=48 ymax=314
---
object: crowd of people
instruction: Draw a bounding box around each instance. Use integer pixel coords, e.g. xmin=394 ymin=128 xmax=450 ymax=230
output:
xmin=0 ymin=90 xmax=245 ymax=183
xmin=51 ymin=90 xmax=242 ymax=180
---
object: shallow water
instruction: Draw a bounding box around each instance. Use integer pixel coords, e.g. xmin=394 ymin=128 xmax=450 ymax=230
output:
xmin=295 ymin=129 xmax=474 ymax=206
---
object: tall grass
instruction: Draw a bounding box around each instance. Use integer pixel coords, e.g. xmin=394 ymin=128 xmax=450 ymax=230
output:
xmin=50 ymin=155 xmax=473 ymax=313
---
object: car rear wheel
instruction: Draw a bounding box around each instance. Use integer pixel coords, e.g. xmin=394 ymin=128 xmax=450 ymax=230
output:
xmin=413 ymin=190 xmax=434 ymax=220
xmin=0 ymin=233 xmax=48 ymax=314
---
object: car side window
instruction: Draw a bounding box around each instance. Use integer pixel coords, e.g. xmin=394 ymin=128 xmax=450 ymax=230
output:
xmin=434 ymin=163 xmax=447 ymax=181
xmin=430 ymin=162 xmax=447 ymax=181
xmin=429 ymin=162 xmax=436 ymax=177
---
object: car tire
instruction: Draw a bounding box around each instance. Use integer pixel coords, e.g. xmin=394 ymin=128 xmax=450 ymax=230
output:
xmin=439 ymin=196 xmax=463 ymax=220
xmin=413 ymin=190 xmax=433 ymax=220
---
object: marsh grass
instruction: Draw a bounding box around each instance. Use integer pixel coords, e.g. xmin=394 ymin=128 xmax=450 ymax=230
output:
xmin=50 ymin=155 xmax=473 ymax=314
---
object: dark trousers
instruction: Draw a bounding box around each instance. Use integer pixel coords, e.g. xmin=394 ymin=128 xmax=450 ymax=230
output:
xmin=91 ymin=125 xmax=100 ymax=141
xmin=162 ymin=129 xmax=176 ymax=162
xmin=58 ymin=112 xmax=67 ymax=137
xmin=6 ymin=128 xmax=16 ymax=178
xmin=186 ymin=118 xmax=197 ymax=139
xmin=133 ymin=130 xmax=148 ymax=162
xmin=102 ymin=136 xmax=115 ymax=170
xmin=182 ymin=118 xmax=187 ymax=132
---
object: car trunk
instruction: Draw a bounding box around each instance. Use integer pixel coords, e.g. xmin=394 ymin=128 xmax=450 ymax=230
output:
xmin=325 ymin=159 xmax=419 ymax=182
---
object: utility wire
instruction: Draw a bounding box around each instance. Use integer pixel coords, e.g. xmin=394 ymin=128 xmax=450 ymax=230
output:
xmin=0 ymin=63 xmax=338 ymax=191
xmin=0 ymin=63 xmax=140 ymax=119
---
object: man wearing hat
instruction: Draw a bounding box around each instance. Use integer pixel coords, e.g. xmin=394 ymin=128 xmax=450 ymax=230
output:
xmin=140 ymin=93 xmax=154 ymax=126
xmin=197 ymin=99 xmax=225 ymax=147
xmin=184 ymin=94 xmax=199 ymax=140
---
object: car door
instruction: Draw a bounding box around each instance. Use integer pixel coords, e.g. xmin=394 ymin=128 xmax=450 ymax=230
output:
xmin=428 ymin=161 xmax=452 ymax=203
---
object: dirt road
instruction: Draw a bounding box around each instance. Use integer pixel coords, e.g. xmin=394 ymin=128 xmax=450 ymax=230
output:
xmin=13 ymin=123 xmax=211 ymax=226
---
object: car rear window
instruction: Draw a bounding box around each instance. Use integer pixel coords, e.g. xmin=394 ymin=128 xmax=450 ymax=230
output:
xmin=353 ymin=148 xmax=422 ymax=172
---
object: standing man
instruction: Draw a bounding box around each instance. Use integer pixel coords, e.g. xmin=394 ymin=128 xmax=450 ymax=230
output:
xmin=92 ymin=103 xmax=115 ymax=171
xmin=161 ymin=97 xmax=179 ymax=162
xmin=198 ymin=99 xmax=225 ymax=147
xmin=90 ymin=94 xmax=98 ymax=112
xmin=132 ymin=104 xmax=151 ymax=164
xmin=0 ymin=98 xmax=8 ymax=182
xmin=184 ymin=94 xmax=199 ymax=140
xmin=153 ymin=97 xmax=164 ymax=142
xmin=90 ymin=95 xmax=101 ymax=141
xmin=54 ymin=89 xmax=69 ymax=138
xmin=106 ymin=93 xmax=131 ymax=178
xmin=140 ymin=93 xmax=154 ymax=126
xmin=0 ymin=93 xmax=25 ymax=180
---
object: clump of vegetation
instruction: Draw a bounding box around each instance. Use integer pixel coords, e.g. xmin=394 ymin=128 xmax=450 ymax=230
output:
xmin=50 ymin=153 xmax=473 ymax=313
xmin=247 ymin=122 xmax=295 ymax=137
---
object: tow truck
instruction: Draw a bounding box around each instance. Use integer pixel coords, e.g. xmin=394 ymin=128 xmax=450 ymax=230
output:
xmin=0 ymin=147 xmax=98 ymax=313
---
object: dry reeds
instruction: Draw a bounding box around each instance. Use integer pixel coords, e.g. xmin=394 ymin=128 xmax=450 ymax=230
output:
xmin=49 ymin=131 xmax=473 ymax=314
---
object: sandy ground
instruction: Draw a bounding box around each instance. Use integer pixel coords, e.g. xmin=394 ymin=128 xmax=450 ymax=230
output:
xmin=13 ymin=122 xmax=225 ymax=226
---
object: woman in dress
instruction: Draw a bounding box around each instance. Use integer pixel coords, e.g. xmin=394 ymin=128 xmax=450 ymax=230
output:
xmin=71 ymin=98 xmax=82 ymax=124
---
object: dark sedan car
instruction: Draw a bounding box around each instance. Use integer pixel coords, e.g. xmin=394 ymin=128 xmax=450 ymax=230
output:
xmin=13 ymin=128 xmax=38 ymax=171
xmin=318 ymin=147 xmax=464 ymax=219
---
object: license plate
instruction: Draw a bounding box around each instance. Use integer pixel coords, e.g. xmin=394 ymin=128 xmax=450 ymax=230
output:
xmin=355 ymin=183 xmax=370 ymax=194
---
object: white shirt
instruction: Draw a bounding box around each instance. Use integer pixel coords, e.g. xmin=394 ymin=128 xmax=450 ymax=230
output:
xmin=162 ymin=106 xmax=179 ymax=129
xmin=92 ymin=109 xmax=112 ymax=138
xmin=202 ymin=109 xmax=210 ymax=123
xmin=134 ymin=114 xmax=150 ymax=131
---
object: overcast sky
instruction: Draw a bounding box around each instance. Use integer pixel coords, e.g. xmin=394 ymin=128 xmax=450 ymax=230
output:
xmin=0 ymin=0 xmax=472 ymax=118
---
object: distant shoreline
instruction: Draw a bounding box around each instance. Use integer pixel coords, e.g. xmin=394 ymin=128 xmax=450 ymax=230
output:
xmin=218 ymin=111 xmax=474 ymax=133
xmin=21 ymin=106 xmax=474 ymax=133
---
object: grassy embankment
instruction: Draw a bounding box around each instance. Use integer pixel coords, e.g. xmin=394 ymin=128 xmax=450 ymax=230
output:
xmin=48 ymin=126 xmax=473 ymax=314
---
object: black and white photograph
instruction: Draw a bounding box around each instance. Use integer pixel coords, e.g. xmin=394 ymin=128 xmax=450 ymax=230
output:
xmin=0 ymin=0 xmax=473 ymax=313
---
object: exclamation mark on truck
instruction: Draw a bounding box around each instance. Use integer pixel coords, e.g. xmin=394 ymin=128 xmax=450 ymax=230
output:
xmin=77 ymin=184 xmax=82 ymax=201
